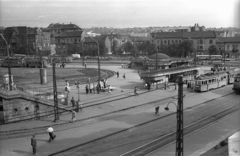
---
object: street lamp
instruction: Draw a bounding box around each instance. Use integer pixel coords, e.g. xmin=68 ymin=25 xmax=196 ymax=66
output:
xmin=164 ymin=101 xmax=178 ymax=111
xmin=81 ymin=39 xmax=85 ymax=66
xmin=0 ymin=33 xmax=13 ymax=91
xmin=86 ymin=32 xmax=101 ymax=94
xmin=75 ymin=80 xmax=80 ymax=102
xmin=216 ymin=38 xmax=225 ymax=66
xmin=164 ymin=75 xmax=184 ymax=156
xmin=188 ymin=37 xmax=196 ymax=66
xmin=74 ymin=80 xmax=80 ymax=112
xmin=149 ymin=35 xmax=164 ymax=70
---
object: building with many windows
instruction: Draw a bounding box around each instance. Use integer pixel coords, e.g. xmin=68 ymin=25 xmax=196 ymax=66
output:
xmin=216 ymin=37 xmax=240 ymax=58
xmin=150 ymin=31 xmax=218 ymax=55
xmin=55 ymin=31 xmax=83 ymax=56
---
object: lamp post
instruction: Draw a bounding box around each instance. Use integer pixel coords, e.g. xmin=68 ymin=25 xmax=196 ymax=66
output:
xmin=149 ymin=35 xmax=164 ymax=70
xmin=164 ymin=75 xmax=184 ymax=156
xmin=81 ymin=39 xmax=85 ymax=66
xmin=87 ymin=33 xmax=101 ymax=94
xmin=75 ymin=80 xmax=80 ymax=112
xmin=188 ymin=37 xmax=196 ymax=66
xmin=0 ymin=34 xmax=12 ymax=91
xmin=216 ymin=38 xmax=225 ymax=66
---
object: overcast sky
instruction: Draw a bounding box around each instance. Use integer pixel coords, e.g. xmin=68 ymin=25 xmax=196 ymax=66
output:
xmin=0 ymin=0 xmax=240 ymax=28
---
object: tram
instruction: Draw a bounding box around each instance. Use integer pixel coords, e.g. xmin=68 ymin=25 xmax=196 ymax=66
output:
xmin=196 ymin=55 xmax=222 ymax=60
xmin=194 ymin=72 xmax=228 ymax=92
xmin=25 ymin=59 xmax=48 ymax=68
xmin=1 ymin=58 xmax=23 ymax=67
xmin=139 ymin=66 xmax=200 ymax=85
xmin=0 ymin=57 xmax=48 ymax=68
xmin=233 ymin=73 xmax=240 ymax=93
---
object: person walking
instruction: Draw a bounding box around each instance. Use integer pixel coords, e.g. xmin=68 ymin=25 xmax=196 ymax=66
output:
xmin=108 ymin=85 xmax=111 ymax=93
xmin=116 ymin=71 xmax=119 ymax=78
xmin=123 ymin=74 xmax=126 ymax=79
xmin=147 ymin=83 xmax=151 ymax=91
xmin=93 ymin=82 xmax=96 ymax=93
xmin=71 ymin=97 xmax=75 ymax=107
xmin=31 ymin=135 xmax=37 ymax=155
xmin=134 ymin=86 xmax=139 ymax=96
xmin=47 ymin=126 xmax=56 ymax=142
xmin=85 ymin=85 xmax=89 ymax=94
xmin=155 ymin=106 xmax=160 ymax=116
xmin=71 ymin=110 xmax=76 ymax=122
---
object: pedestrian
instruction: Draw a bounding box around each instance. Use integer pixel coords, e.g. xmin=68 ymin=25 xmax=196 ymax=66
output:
xmin=85 ymin=85 xmax=89 ymax=94
xmin=31 ymin=135 xmax=37 ymax=155
xmin=84 ymin=63 xmax=87 ymax=68
xmin=121 ymin=64 xmax=123 ymax=68
xmin=138 ymin=70 xmax=140 ymax=74
xmin=155 ymin=106 xmax=160 ymax=116
xmin=71 ymin=97 xmax=75 ymax=107
xmin=147 ymin=83 xmax=151 ymax=91
xmin=108 ymin=85 xmax=111 ymax=93
xmin=134 ymin=86 xmax=139 ymax=96
xmin=117 ymin=71 xmax=119 ymax=78
xmin=47 ymin=126 xmax=56 ymax=142
xmin=89 ymin=83 xmax=93 ymax=93
xmin=123 ymin=74 xmax=126 ymax=79
xmin=93 ymin=82 xmax=96 ymax=93
xmin=66 ymin=80 xmax=69 ymax=87
xmin=71 ymin=110 xmax=76 ymax=122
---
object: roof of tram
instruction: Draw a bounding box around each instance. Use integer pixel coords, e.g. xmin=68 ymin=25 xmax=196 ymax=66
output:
xmin=140 ymin=66 xmax=200 ymax=78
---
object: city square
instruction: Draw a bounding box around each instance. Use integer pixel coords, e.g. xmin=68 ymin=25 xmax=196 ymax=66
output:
xmin=1 ymin=0 xmax=240 ymax=156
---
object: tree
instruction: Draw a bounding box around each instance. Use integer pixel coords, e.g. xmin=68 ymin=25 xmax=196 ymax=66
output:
xmin=123 ymin=41 xmax=134 ymax=55
xmin=112 ymin=39 xmax=120 ymax=55
xmin=179 ymin=40 xmax=193 ymax=57
xmin=208 ymin=45 xmax=219 ymax=55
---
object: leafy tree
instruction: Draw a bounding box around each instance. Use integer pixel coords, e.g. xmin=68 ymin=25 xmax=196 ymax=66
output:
xmin=123 ymin=41 xmax=134 ymax=55
xmin=208 ymin=45 xmax=219 ymax=55
xmin=179 ymin=40 xmax=193 ymax=57
xmin=112 ymin=39 xmax=120 ymax=54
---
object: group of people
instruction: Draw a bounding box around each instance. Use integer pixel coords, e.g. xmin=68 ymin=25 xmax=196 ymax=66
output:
xmin=116 ymin=71 xmax=126 ymax=79
xmin=31 ymin=126 xmax=56 ymax=155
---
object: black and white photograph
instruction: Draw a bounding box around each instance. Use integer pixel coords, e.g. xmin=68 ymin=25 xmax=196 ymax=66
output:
xmin=0 ymin=0 xmax=240 ymax=155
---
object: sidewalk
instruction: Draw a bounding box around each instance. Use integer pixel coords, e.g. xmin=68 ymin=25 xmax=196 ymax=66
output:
xmin=3 ymin=65 xmax=234 ymax=156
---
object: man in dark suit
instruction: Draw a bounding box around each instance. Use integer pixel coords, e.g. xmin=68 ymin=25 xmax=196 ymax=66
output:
xmin=31 ymin=135 xmax=37 ymax=155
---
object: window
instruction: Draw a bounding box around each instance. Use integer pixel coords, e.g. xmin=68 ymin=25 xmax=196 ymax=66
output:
xmin=164 ymin=40 xmax=167 ymax=44
xmin=209 ymin=39 xmax=213 ymax=44
xmin=199 ymin=46 xmax=203 ymax=50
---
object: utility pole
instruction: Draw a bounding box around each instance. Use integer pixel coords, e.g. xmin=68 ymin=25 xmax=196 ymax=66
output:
xmin=176 ymin=75 xmax=184 ymax=156
xmin=0 ymin=33 xmax=13 ymax=91
xmin=52 ymin=60 xmax=59 ymax=122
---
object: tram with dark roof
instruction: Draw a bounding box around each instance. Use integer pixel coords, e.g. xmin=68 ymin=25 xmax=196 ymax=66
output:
xmin=139 ymin=66 xmax=200 ymax=85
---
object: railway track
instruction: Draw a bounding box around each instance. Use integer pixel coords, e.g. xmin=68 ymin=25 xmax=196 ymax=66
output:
xmin=48 ymin=93 xmax=238 ymax=156
xmin=0 ymin=91 xmax=179 ymax=140
xmin=0 ymin=91 xmax=234 ymax=141
xmin=121 ymin=105 xmax=240 ymax=156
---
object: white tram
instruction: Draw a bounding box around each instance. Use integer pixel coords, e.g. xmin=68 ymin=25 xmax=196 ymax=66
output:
xmin=194 ymin=72 xmax=228 ymax=92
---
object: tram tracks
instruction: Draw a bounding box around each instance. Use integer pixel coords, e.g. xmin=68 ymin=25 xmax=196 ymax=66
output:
xmin=0 ymin=91 xmax=235 ymax=141
xmin=121 ymin=105 xmax=240 ymax=156
xmin=48 ymin=93 xmax=238 ymax=156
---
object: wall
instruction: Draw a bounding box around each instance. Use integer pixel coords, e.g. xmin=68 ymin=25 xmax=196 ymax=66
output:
xmin=1 ymin=91 xmax=69 ymax=123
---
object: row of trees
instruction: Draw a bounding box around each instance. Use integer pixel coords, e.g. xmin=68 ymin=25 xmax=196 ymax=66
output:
xmin=111 ymin=40 xmax=221 ymax=58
